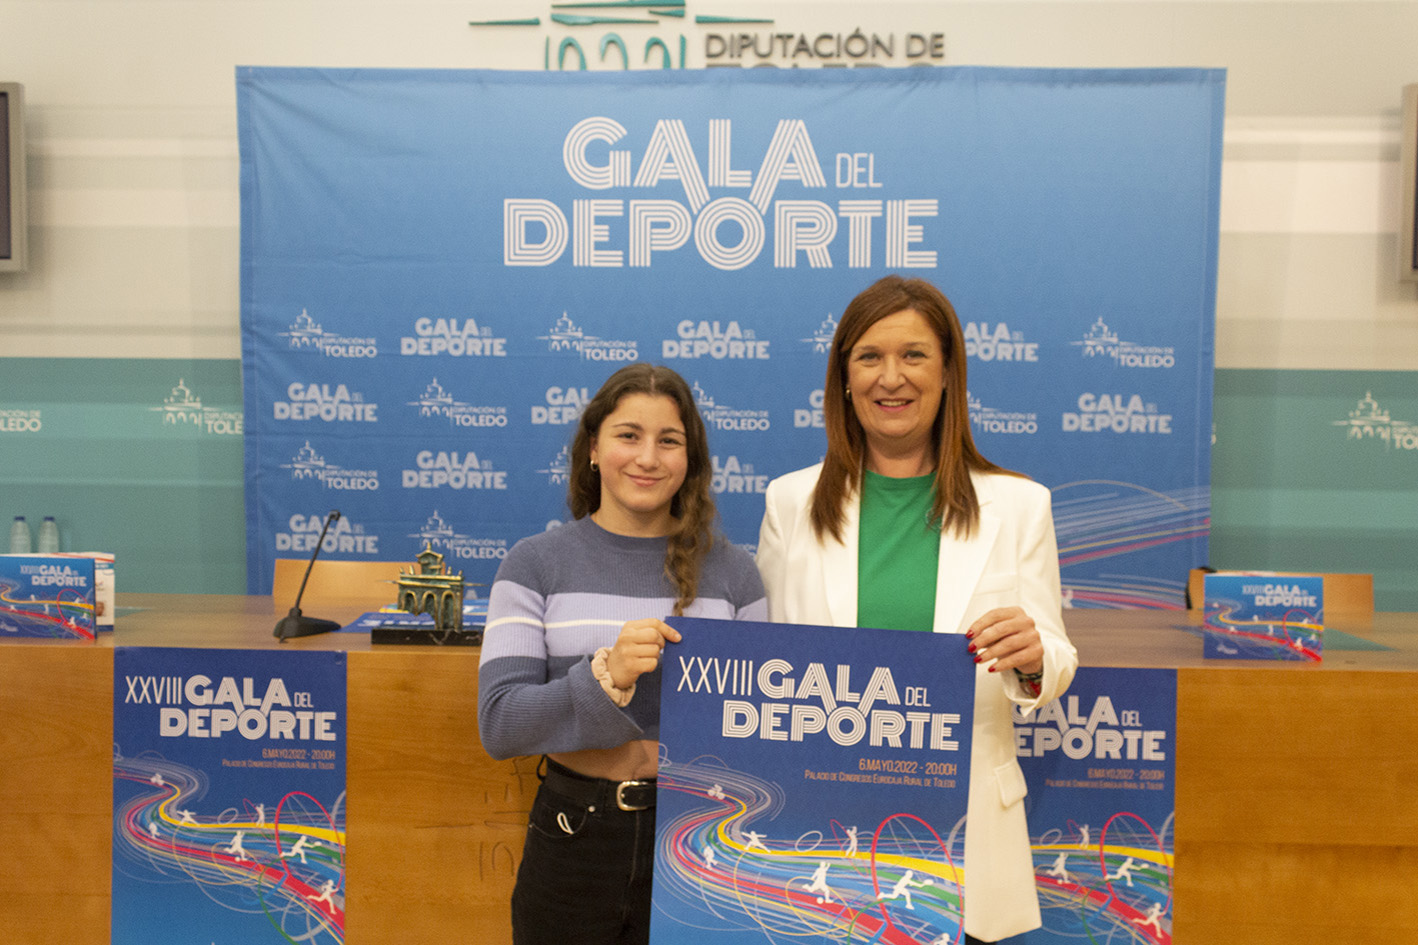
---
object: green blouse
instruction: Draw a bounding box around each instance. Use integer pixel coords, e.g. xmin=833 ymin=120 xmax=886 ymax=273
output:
xmin=857 ymin=470 xmax=940 ymax=633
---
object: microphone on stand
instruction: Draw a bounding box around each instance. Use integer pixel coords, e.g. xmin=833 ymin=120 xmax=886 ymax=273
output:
xmin=274 ymin=510 xmax=343 ymax=642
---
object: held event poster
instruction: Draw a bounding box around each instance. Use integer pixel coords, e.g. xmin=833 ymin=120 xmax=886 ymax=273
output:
xmin=656 ymin=617 xmax=975 ymax=945
xmin=112 ymin=647 xmax=347 ymax=945
xmin=238 ymin=67 xmax=1223 ymax=608
xmin=1015 ymin=667 xmax=1177 ymax=945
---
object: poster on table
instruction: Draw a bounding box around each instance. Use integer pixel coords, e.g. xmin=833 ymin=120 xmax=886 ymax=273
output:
xmin=655 ymin=617 xmax=975 ymax=945
xmin=112 ymin=647 xmax=347 ymax=945
xmin=1015 ymin=667 xmax=1177 ymax=945
xmin=238 ymin=67 xmax=1223 ymax=610
xmin=0 ymin=553 xmax=95 ymax=641
xmin=1203 ymin=573 xmax=1324 ymax=661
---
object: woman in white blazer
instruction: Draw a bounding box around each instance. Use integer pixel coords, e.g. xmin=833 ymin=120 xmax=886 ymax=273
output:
xmin=756 ymin=275 xmax=1078 ymax=944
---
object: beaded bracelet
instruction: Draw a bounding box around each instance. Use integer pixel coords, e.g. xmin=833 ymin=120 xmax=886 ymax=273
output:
xmin=1015 ymin=667 xmax=1044 ymax=695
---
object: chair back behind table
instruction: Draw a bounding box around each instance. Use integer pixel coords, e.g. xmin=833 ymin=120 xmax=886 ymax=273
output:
xmin=1187 ymin=569 xmax=1374 ymax=620
xmin=272 ymin=559 xmax=408 ymax=613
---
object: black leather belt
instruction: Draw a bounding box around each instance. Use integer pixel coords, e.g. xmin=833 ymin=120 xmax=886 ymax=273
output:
xmin=542 ymin=758 xmax=656 ymax=812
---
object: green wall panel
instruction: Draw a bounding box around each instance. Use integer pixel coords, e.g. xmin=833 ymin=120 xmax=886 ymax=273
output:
xmin=3 ymin=360 xmax=1414 ymax=609
xmin=1212 ymin=368 xmax=1418 ymax=612
xmin=0 ymin=358 xmax=246 ymax=594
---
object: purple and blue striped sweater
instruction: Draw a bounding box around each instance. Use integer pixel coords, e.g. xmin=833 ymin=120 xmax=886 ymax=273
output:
xmin=477 ymin=516 xmax=767 ymax=759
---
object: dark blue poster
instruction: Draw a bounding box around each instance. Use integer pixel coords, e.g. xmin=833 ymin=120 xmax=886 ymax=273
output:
xmin=112 ymin=647 xmax=347 ymax=945
xmin=1015 ymin=667 xmax=1177 ymax=945
xmin=238 ymin=67 xmax=1223 ymax=610
xmin=656 ymin=617 xmax=975 ymax=945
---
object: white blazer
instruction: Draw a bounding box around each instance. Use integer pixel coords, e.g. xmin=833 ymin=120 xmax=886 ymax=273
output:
xmin=756 ymin=464 xmax=1078 ymax=942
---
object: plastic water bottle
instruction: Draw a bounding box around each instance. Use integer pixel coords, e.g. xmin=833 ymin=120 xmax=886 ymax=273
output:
xmin=9 ymin=516 xmax=32 ymax=554
xmin=37 ymin=516 xmax=60 ymax=554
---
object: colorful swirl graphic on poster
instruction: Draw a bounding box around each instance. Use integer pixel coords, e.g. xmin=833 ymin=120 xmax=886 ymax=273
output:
xmin=1016 ymin=667 xmax=1177 ymax=945
xmin=656 ymin=755 xmax=966 ymax=945
xmin=112 ymin=647 xmax=347 ymax=945
xmin=113 ymin=752 xmax=345 ymax=943
xmin=1202 ymin=574 xmax=1323 ymax=660
xmin=655 ymin=618 xmax=977 ymax=945
xmin=0 ymin=556 xmax=95 ymax=640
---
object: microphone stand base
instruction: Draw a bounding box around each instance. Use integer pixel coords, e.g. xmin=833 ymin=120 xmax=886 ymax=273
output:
xmin=274 ymin=613 xmax=343 ymax=641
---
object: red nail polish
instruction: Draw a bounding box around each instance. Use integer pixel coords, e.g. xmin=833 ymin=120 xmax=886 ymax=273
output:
xmin=973 ymin=655 xmax=981 ymax=663
xmin=988 ymin=665 xmax=997 ymax=673
xmin=967 ymin=643 xmax=976 ymax=654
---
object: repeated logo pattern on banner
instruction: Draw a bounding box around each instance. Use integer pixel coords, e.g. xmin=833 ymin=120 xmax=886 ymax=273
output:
xmin=238 ymin=67 xmax=1223 ymax=603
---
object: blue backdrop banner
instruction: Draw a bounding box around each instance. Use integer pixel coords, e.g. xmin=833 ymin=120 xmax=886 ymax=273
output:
xmin=238 ymin=66 xmax=1223 ymax=605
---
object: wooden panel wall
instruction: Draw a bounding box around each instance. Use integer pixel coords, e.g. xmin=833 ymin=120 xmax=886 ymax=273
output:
xmin=344 ymin=648 xmax=535 ymax=942
xmin=1172 ymin=668 xmax=1418 ymax=944
xmin=0 ymin=645 xmax=113 ymax=944
xmin=3 ymin=602 xmax=1415 ymax=944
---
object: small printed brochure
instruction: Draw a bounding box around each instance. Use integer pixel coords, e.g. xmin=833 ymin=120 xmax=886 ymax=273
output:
xmin=1203 ymin=573 xmax=1323 ymax=661
xmin=0 ymin=553 xmax=97 ymax=641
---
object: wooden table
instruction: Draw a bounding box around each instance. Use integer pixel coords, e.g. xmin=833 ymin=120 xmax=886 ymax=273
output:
xmin=2 ymin=596 xmax=1415 ymax=944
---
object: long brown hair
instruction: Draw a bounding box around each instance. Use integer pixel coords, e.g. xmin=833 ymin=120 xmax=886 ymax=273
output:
xmin=810 ymin=275 xmax=1017 ymax=543
xmin=569 ymin=364 xmax=716 ymax=615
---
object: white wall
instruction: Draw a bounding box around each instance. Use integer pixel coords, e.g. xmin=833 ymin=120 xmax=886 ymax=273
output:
xmin=2 ymin=0 xmax=1416 ymax=369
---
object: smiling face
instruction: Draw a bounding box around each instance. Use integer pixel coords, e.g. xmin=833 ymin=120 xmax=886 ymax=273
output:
xmin=845 ymin=308 xmax=947 ymax=476
xmin=589 ymin=392 xmax=690 ymax=537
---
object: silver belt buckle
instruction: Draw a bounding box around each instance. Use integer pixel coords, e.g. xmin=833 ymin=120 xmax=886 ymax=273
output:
xmin=615 ymin=779 xmax=652 ymax=812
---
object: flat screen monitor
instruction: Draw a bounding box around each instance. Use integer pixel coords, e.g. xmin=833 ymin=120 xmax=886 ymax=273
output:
xmin=0 ymin=82 xmax=27 ymax=273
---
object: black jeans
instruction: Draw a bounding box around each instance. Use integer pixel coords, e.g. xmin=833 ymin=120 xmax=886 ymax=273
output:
xmin=511 ymin=771 xmax=657 ymax=945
